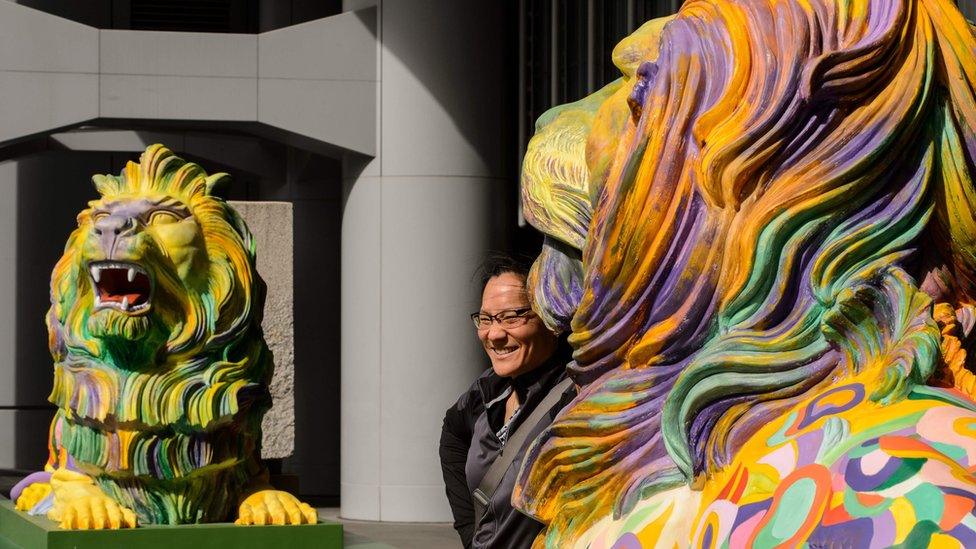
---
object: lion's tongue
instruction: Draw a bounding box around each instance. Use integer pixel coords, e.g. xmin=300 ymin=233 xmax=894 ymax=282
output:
xmin=97 ymin=268 xmax=151 ymax=306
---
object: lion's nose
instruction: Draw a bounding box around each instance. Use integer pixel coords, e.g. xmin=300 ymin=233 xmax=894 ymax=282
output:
xmin=94 ymin=216 xmax=136 ymax=237
xmin=94 ymin=215 xmax=138 ymax=257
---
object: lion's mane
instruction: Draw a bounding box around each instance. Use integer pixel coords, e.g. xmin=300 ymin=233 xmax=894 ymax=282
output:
xmin=44 ymin=145 xmax=272 ymax=523
xmin=514 ymin=0 xmax=976 ymax=544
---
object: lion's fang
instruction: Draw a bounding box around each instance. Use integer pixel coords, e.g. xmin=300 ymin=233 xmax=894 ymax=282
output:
xmin=127 ymin=268 xmax=136 ymax=282
xmin=92 ymin=268 xmax=101 ymax=283
xmin=122 ymin=296 xmax=129 ymax=310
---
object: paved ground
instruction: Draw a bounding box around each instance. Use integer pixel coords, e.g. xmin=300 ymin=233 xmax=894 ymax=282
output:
xmin=319 ymin=509 xmax=458 ymax=549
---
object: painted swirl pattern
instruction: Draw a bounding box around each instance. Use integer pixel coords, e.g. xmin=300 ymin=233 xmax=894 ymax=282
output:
xmin=515 ymin=0 xmax=976 ymax=546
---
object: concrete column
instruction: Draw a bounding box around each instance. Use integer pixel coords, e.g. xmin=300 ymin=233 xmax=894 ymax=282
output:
xmin=340 ymin=0 xmax=511 ymax=522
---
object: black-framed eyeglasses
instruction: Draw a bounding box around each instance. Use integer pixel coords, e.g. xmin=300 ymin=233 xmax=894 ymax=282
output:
xmin=470 ymin=308 xmax=535 ymax=330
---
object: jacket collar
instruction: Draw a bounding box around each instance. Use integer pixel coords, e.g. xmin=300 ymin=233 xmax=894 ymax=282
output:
xmin=476 ymin=355 xmax=567 ymax=412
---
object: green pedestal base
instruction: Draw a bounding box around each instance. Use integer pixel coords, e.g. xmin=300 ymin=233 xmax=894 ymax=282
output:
xmin=0 ymin=499 xmax=342 ymax=549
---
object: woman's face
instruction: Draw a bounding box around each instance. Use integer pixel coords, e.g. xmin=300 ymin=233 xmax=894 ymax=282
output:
xmin=478 ymin=272 xmax=557 ymax=378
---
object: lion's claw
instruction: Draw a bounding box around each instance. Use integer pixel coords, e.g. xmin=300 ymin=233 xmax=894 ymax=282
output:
xmin=53 ymin=495 xmax=137 ymax=529
xmin=14 ymin=482 xmax=52 ymax=511
xmin=235 ymin=490 xmax=317 ymax=525
xmin=44 ymin=469 xmax=137 ymax=529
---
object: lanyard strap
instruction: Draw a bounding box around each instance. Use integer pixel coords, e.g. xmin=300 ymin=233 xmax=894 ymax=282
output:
xmin=472 ymin=376 xmax=573 ymax=530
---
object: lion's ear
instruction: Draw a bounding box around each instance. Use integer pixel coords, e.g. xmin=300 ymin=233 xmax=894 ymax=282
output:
xmin=92 ymin=174 xmax=121 ymax=197
xmin=205 ymin=173 xmax=231 ymax=197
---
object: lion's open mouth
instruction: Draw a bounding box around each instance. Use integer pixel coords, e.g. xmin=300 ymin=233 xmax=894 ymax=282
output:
xmin=89 ymin=261 xmax=152 ymax=313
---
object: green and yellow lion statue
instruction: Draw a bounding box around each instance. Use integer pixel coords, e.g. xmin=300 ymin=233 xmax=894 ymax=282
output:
xmin=516 ymin=0 xmax=976 ymax=546
xmin=12 ymin=145 xmax=315 ymax=528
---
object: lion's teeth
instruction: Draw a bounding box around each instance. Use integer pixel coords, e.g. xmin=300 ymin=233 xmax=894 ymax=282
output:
xmin=121 ymin=296 xmax=129 ymax=311
xmin=92 ymin=268 xmax=101 ymax=283
xmin=127 ymin=267 xmax=136 ymax=282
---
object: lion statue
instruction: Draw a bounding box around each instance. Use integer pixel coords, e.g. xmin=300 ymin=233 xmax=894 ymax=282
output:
xmin=515 ymin=0 xmax=976 ymax=546
xmin=11 ymin=144 xmax=316 ymax=528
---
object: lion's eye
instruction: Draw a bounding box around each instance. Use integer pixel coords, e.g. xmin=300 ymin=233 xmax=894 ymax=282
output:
xmin=148 ymin=210 xmax=181 ymax=226
xmin=91 ymin=211 xmax=108 ymax=223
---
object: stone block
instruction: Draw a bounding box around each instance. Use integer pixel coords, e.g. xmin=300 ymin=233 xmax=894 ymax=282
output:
xmin=228 ymin=201 xmax=294 ymax=459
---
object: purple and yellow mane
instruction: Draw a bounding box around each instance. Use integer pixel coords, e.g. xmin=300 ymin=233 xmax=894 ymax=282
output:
xmin=516 ymin=0 xmax=976 ymax=545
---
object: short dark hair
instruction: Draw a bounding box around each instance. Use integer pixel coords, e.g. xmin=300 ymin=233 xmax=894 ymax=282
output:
xmin=476 ymin=252 xmax=534 ymax=288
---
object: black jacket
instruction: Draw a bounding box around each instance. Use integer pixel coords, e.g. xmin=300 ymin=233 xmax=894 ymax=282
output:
xmin=439 ymin=354 xmax=575 ymax=548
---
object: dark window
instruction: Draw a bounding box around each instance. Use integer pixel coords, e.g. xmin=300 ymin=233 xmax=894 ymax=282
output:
xmin=517 ymin=0 xmax=681 ymax=173
xmin=129 ymin=0 xmax=249 ymax=33
xmin=12 ymin=0 xmax=343 ymax=33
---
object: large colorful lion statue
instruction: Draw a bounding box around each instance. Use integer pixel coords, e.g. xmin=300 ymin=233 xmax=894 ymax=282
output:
xmin=11 ymin=145 xmax=316 ymax=528
xmin=517 ymin=0 xmax=976 ymax=546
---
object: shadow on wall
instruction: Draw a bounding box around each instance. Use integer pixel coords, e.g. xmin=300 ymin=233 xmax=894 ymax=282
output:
xmin=358 ymin=2 xmax=539 ymax=258
xmin=14 ymin=152 xmax=110 ymax=470
xmin=237 ymin=149 xmax=343 ymax=504
xmin=357 ymin=2 xmax=517 ymax=179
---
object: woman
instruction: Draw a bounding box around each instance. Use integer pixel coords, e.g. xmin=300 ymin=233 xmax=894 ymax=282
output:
xmin=439 ymin=254 xmax=574 ymax=548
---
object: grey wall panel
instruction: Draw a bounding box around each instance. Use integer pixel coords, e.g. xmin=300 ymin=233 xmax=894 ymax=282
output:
xmin=0 ymin=72 xmax=97 ymax=143
xmin=258 ymin=9 xmax=376 ymax=81
xmin=258 ymin=78 xmax=375 ymax=155
xmin=100 ymin=30 xmax=258 ymax=78
xmin=0 ymin=2 xmax=97 ymax=72
xmin=99 ymin=74 xmax=258 ymax=121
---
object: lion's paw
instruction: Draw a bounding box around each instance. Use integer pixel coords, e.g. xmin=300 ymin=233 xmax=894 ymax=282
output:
xmin=235 ymin=490 xmax=317 ymax=525
xmin=14 ymin=482 xmax=51 ymax=511
xmin=50 ymin=494 xmax=137 ymax=529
